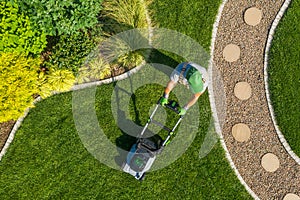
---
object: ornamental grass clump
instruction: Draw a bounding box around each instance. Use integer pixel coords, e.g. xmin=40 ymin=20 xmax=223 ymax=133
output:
xmin=99 ymin=0 xmax=151 ymax=73
xmin=38 ymin=68 xmax=75 ymax=98
xmin=102 ymin=0 xmax=149 ymax=32
xmin=77 ymin=57 xmax=111 ymax=83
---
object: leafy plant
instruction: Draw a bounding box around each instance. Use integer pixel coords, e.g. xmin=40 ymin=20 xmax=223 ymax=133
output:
xmin=39 ymin=68 xmax=75 ymax=98
xmin=0 ymin=52 xmax=41 ymax=122
xmin=43 ymin=26 xmax=103 ymax=74
xmin=18 ymin=0 xmax=103 ymax=36
xmin=0 ymin=1 xmax=47 ymax=55
xmin=77 ymin=57 xmax=111 ymax=83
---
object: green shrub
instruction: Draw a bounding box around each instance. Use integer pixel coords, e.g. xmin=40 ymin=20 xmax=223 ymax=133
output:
xmin=0 ymin=52 xmax=41 ymax=122
xmin=43 ymin=26 xmax=103 ymax=73
xmin=39 ymin=68 xmax=75 ymax=98
xmin=18 ymin=0 xmax=103 ymax=36
xmin=0 ymin=1 xmax=47 ymax=55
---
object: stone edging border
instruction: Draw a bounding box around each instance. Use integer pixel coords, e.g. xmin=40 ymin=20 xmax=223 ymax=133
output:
xmin=0 ymin=1 xmax=153 ymax=161
xmin=263 ymin=0 xmax=300 ymax=165
xmin=207 ymin=0 xmax=260 ymax=199
xmin=0 ymin=97 xmax=42 ymax=160
xmin=71 ymin=62 xmax=144 ymax=91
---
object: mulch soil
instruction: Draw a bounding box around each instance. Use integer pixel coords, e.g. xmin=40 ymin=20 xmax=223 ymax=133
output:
xmin=0 ymin=121 xmax=15 ymax=151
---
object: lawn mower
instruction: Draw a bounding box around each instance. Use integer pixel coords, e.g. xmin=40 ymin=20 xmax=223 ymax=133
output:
xmin=121 ymin=98 xmax=183 ymax=180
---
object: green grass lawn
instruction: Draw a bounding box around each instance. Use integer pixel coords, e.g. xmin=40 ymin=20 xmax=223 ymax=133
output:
xmin=268 ymin=0 xmax=300 ymax=156
xmin=0 ymin=82 xmax=251 ymax=199
xmin=149 ymin=0 xmax=219 ymax=51
xmin=0 ymin=0 xmax=253 ymax=199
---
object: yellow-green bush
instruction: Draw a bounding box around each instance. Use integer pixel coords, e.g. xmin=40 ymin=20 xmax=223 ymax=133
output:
xmin=0 ymin=52 xmax=41 ymax=122
xmin=39 ymin=68 xmax=75 ymax=98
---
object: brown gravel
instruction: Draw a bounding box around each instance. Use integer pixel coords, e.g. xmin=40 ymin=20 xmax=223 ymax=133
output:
xmin=212 ymin=0 xmax=300 ymax=199
xmin=0 ymin=121 xmax=15 ymax=151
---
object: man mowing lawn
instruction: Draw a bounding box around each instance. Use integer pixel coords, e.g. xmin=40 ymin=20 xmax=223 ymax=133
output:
xmin=160 ymin=62 xmax=208 ymax=115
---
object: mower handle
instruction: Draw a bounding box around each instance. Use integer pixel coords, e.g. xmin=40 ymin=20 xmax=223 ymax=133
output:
xmin=165 ymin=102 xmax=180 ymax=114
xmin=157 ymin=98 xmax=180 ymax=114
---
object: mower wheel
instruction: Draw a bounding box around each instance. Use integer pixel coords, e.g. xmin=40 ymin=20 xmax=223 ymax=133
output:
xmin=139 ymin=173 xmax=146 ymax=181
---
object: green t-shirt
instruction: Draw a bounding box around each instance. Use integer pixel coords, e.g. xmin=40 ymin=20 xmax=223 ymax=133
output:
xmin=186 ymin=66 xmax=203 ymax=93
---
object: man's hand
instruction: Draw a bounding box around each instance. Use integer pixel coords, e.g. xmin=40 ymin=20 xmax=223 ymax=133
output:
xmin=159 ymin=97 xmax=168 ymax=106
xmin=179 ymin=107 xmax=187 ymax=115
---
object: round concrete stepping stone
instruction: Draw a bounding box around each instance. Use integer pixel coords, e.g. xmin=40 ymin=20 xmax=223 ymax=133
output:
xmin=234 ymin=82 xmax=252 ymax=100
xmin=232 ymin=123 xmax=251 ymax=142
xmin=223 ymin=44 xmax=240 ymax=62
xmin=283 ymin=194 xmax=300 ymax=200
xmin=244 ymin=7 xmax=262 ymax=26
xmin=261 ymin=153 xmax=280 ymax=172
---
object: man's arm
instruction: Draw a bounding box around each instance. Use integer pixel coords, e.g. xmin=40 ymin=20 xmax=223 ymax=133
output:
xmin=159 ymin=80 xmax=177 ymax=106
xmin=164 ymin=81 xmax=202 ymax=109
xmin=183 ymin=92 xmax=202 ymax=110
xmin=163 ymin=80 xmax=177 ymax=98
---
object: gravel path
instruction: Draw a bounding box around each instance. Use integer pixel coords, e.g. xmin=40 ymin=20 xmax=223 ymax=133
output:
xmin=212 ymin=0 xmax=300 ymax=199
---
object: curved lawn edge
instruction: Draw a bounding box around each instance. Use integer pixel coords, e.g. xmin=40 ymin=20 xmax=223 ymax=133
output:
xmin=0 ymin=97 xmax=42 ymax=160
xmin=263 ymin=0 xmax=300 ymax=165
xmin=208 ymin=0 xmax=259 ymax=199
xmin=71 ymin=62 xmax=144 ymax=91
